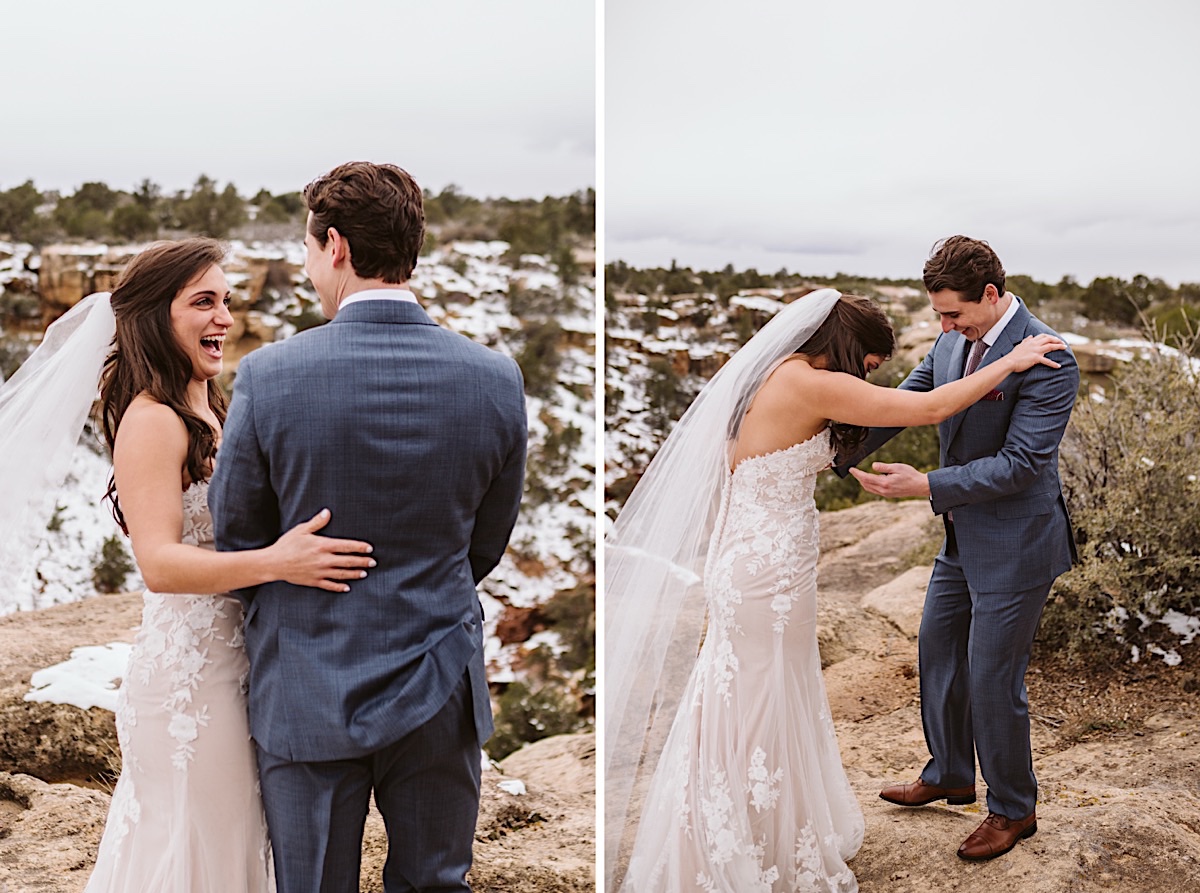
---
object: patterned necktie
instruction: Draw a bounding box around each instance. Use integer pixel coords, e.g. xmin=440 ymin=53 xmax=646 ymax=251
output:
xmin=963 ymin=338 xmax=988 ymax=377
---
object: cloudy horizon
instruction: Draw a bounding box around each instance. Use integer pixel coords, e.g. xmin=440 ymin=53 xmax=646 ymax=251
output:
xmin=607 ymin=0 xmax=1200 ymax=285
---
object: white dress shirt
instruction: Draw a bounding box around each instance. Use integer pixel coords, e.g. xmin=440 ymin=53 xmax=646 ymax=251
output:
xmin=338 ymin=288 xmax=420 ymax=311
xmin=972 ymin=293 xmax=1023 ymax=363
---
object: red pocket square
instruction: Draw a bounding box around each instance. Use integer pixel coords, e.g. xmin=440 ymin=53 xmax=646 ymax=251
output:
xmin=982 ymin=390 xmax=1005 ymax=401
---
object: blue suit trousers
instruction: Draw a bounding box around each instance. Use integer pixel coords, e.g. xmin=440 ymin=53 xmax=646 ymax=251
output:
xmin=917 ymin=526 xmax=1051 ymax=819
xmin=256 ymin=673 xmax=481 ymax=893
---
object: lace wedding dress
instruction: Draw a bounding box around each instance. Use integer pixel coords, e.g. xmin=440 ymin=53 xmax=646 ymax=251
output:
xmin=622 ymin=431 xmax=864 ymax=892
xmin=85 ymin=480 xmax=275 ymax=892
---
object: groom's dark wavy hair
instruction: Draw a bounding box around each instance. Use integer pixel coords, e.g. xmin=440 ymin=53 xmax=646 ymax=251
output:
xmin=98 ymin=238 xmax=228 ymax=533
xmin=304 ymin=161 xmax=425 ymax=282
xmin=923 ymin=235 xmax=1006 ymax=302
xmin=796 ymin=293 xmax=895 ymax=462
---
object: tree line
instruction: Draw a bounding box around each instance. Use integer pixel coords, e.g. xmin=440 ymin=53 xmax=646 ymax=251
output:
xmin=0 ymin=178 xmax=595 ymax=258
xmin=607 ymin=259 xmax=1200 ymax=328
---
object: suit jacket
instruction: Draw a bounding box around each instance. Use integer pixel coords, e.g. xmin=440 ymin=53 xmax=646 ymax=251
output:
xmin=209 ymin=299 xmax=527 ymax=761
xmin=840 ymin=300 xmax=1079 ymax=593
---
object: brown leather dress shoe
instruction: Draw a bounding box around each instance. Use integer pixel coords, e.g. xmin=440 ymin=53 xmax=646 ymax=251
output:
xmin=879 ymin=777 xmax=977 ymax=807
xmin=957 ymin=811 xmax=1037 ymax=861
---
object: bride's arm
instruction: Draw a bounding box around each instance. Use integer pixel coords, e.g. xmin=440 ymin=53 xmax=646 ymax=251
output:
xmin=113 ymin=399 xmax=373 ymax=594
xmin=791 ymin=334 xmax=1066 ymax=428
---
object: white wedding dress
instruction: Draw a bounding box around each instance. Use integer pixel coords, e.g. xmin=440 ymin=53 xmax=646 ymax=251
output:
xmin=622 ymin=431 xmax=863 ymax=892
xmin=85 ymin=480 xmax=275 ymax=892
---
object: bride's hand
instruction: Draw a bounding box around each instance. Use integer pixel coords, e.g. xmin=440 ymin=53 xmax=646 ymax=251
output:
xmin=1007 ymin=334 xmax=1067 ymax=372
xmin=269 ymin=509 xmax=375 ymax=592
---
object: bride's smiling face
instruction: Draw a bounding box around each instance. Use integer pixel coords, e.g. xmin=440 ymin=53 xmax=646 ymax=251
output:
xmin=169 ymin=264 xmax=234 ymax=382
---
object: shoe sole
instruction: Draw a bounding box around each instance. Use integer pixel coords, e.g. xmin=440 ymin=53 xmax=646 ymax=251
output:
xmin=956 ymin=821 xmax=1038 ymax=862
xmin=879 ymin=792 xmax=977 ymax=807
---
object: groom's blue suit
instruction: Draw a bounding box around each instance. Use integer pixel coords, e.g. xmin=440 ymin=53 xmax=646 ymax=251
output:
xmin=843 ymin=298 xmax=1078 ymax=820
xmin=210 ymin=297 xmax=526 ymax=891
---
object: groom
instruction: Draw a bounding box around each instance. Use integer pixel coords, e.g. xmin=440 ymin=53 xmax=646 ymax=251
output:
xmin=838 ymin=235 xmax=1078 ymax=861
xmin=211 ymin=161 xmax=527 ymax=891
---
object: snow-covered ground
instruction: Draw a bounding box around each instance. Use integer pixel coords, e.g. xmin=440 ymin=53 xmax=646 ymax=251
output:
xmin=24 ymin=643 xmax=131 ymax=711
xmin=6 ymin=433 xmax=137 ymax=613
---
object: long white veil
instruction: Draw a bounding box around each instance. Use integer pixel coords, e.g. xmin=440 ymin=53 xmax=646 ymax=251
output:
xmin=0 ymin=293 xmax=115 ymax=598
xmin=604 ymin=287 xmax=841 ymax=886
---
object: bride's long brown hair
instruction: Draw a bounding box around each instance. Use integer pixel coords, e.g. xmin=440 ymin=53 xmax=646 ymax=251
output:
xmin=98 ymin=239 xmax=229 ymax=532
xmin=795 ymin=293 xmax=896 ymax=461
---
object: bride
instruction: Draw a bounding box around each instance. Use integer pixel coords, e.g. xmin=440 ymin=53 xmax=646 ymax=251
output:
xmin=0 ymin=238 xmax=374 ymax=891
xmin=604 ymin=289 xmax=1065 ymax=892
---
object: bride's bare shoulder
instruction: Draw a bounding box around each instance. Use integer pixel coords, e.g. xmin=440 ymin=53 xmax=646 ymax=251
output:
xmin=758 ymin=356 xmax=827 ymax=401
xmin=118 ymin=395 xmax=187 ymax=442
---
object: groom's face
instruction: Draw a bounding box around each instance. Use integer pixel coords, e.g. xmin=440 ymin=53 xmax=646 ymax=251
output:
xmin=928 ymin=285 xmax=1003 ymax=342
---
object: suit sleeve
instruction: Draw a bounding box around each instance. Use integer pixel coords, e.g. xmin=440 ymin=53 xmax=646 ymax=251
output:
xmin=468 ymin=365 xmax=528 ymax=584
xmin=832 ymin=341 xmax=938 ymax=477
xmin=209 ymin=358 xmax=281 ymax=603
xmin=927 ymin=347 xmax=1079 ymax=513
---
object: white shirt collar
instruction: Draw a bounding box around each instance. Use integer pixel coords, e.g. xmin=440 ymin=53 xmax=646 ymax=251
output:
xmin=980 ymin=293 xmax=1022 ymax=348
xmin=338 ymin=289 xmax=420 ymax=311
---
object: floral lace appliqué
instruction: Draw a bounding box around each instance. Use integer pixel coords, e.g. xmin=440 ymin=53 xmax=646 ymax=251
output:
xmin=747 ymin=747 xmax=783 ymax=813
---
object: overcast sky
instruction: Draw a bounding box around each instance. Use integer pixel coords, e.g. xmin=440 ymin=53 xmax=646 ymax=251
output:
xmin=1 ymin=1 xmax=594 ymax=200
xmin=607 ymin=0 xmax=1200 ymax=285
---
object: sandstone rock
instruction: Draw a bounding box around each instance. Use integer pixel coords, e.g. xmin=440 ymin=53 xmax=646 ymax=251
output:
xmin=0 ymin=697 xmax=119 ymax=787
xmin=498 ymin=731 xmax=594 ymax=799
xmin=816 ymin=601 xmax=858 ymax=668
xmin=850 ymin=771 xmax=1200 ymax=892
xmin=896 ymin=322 xmax=940 ymax=369
xmin=861 ymin=565 xmax=931 ymax=638
xmin=222 ymin=308 xmax=280 ymax=374
xmin=0 ymin=772 xmax=110 ymax=893
xmin=495 ymin=603 xmax=548 ymax=646
xmin=817 ymin=500 xmax=935 ymax=663
xmin=36 ymin=244 xmax=136 ymax=322
xmin=469 ymin=734 xmax=595 ymax=892
xmin=0 ymin=593 xmax=140 ymax=788
xmin=1072 ymin=342 xmax=1119 ymax=374
xmin=222 ymin=253 xmax=270 ymax=309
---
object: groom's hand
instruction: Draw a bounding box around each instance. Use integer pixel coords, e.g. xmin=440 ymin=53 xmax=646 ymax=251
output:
xmin=849 ymin=462 xmax=931 ymax=499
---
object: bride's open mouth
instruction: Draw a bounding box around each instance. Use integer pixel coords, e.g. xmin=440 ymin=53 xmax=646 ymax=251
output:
xmin=200 ymin=334 xmax=225 ymax=358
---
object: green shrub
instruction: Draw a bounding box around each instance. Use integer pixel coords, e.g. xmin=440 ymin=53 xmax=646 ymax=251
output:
xmin=0 ymin=331 xmax=35 ymax=379
xmin=92 ymin=535 xmax=136 ymax=594
xmin=543 ymin=583 xmax=595 ymax=676
xmin=1043 ymin=336 xmax=1200 ymax=664
xmin=644 ymin=356 xmax=697 ymax=433
xmin=514 ymin=319 xmax=563 ymax=400
xmin=486 ymin=678 xmax=589 ymax=761
xmin=111 ymin=203 xmax=158 ymax=241
xmin=0 ymin=181 xmax=45 ymax=241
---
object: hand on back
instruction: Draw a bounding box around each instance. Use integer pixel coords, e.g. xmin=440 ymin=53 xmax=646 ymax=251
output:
xmin=270 ymin=509 xmax=376 ymax=592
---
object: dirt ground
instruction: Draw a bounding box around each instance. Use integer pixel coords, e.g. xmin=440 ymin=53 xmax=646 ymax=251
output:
xmin=0 ymin=594 xmax=593 ymax=893
xmin=3 ymin=499 xmax=1199 ymax=891
xmin=816 ymin=501 xmax=1200 ymax=893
